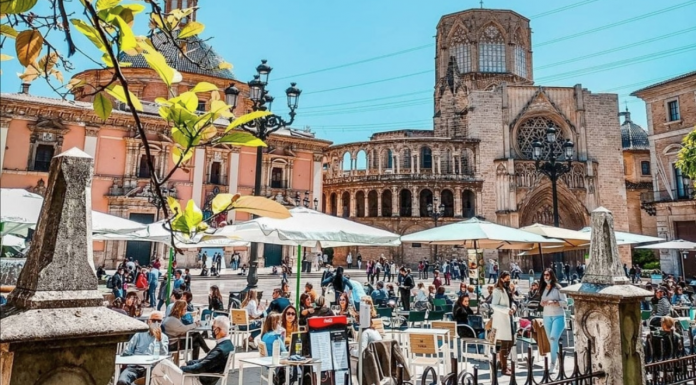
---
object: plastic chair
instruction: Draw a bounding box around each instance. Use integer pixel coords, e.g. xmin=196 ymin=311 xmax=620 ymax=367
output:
xmin=230 ymin=309 xmax=261 ymax=352
xmin=180 ymin=348 xmax=235 ymax=385
xmin=406 ymin=333 xmax=448 ymax=378
xmin=432 ymin=299 xmax=447 ymax=310
xmin=426 ymin=310 xmax=446 ymax=322
xmin=401 ymin=311 xmax=427 ymax=329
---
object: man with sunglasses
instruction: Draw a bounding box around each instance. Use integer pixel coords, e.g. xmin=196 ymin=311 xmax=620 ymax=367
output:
xmin=151 ymin=316 xmax=234 ymax=385
xmin=117 ymin=312 xmax=169 ymax=385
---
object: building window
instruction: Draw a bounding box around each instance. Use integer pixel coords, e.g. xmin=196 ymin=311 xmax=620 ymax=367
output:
xmin=513 ymin=45 xmax=526 ymax=78
xmin=402 ymin=148 xmax=411 ymax=169
xmin=421 ymin=147 xmax=432 ymax=169
xmin=138 ymin=154 xmax=154 ymax=178
xmin=34 ymin=144 xmax=54 ymax=172
xmin=674 ymin=165 xmax=691 ymax=199
xmin=516 ymin=117 xmax=566 ymax=160
xmin=270 ymin=167 xmax=284 ymax=188
xmin=197 ymin=101 xmax=206 ymax=113
xmin=386 ymin=150 xmax=393 ymax=169
xmin=209 ymin=161 xmax=222 ymax=185
xmin=667 ymin=100 xmax=680 ymax=121
xmin=412 ymin=243 xmax=422 ymax=248
xmin=641 ymin=161 xmax=650 ymax=176
xmin=479 ymin=25 xmax=506 ymax=73
xmin=450 ymin=43 xmax=471 ymax=74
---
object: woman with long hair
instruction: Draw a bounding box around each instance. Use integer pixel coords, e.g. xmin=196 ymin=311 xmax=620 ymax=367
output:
xmin=299 ymin=293 xmax=315 ymax=325
xmin=540 ymin=268 xmax=567 ymax=373
xmin=337 ymin=292 xmax=353 ymax=316
xmin=281 ymin=306 xmax=298 ymax=346
xmin=162 ymin=300 xmax=210 ymax=360
xmin=491 ymin=271 xmax=516 ymax=376
xmin=208 ymin=285 xmax=224 ymax=311
xmin=260 ymin=313 xmax=286 ymax=353
xmin=122 ymin=291 xmax=142 ymax=317
xmin=281 ymin=281 xmax=291 ymax=299
xmin=241 ymin=289 xmax=264 ymax=348
xmin=452 ymin=294 xmax=475 ymax=338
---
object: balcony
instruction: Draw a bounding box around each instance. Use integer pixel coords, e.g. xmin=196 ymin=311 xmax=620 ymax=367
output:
xmin=325 ymin=171 xmax=477 ymax=185
xmin=207 ymin=174 xmax=227 ymax=186
xmin=641 ymin=188 xmax=695 ymax=204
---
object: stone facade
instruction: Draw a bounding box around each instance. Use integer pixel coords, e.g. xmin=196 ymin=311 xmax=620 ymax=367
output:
xmin=632 ymin=71 xmax=696 ymax=277
xmin=323 ymin=8 xmax=631 ymax=268
xmin=0 ymin=0 xmax=331 ymax=269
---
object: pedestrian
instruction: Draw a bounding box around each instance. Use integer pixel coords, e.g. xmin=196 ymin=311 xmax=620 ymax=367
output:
xmin=374 ymin=259 xmax=382 ymax=283
xmin=357 ymin=253 xmax=362 ymax=270
xmin=323 ymin=253 xmax=328 ymax=267
xmin=384 ymin=260 xmax=392 ymax=282
xmin=487 ymin=260 xmax=497 ymax=283
xmin=490 ymin=271 xmax=516 ymax=376
xmin=423 ymin=260 xmax=430 ymax=279
xmin=444 ymin=261 xmax=451 ymax=285
xmin=418 ymin=261 xmax=424 ymax=280
xmin=398 ymin=267 xmax=414 ymax=311
xmin=346 ymin=252 xmax=353 ymax=269
xmin=146 ymin=266 xmax=158 ymax=308
xmin=564 ymin=263 xmax=570 ymax=281
xmin=111 ymin=267 xmax=125 ymax=300
xmin=183 ymin=268 xmax=191 ymax=290
xmin=156 ymin=275 xmax=168 ymax=311
xmin=315 ymin=253 xmax=322 ymax=271
xmin=216 ymin=252 xmax=222 ymax=273
xmin=540 ymin=268 xmax=567 ymax=373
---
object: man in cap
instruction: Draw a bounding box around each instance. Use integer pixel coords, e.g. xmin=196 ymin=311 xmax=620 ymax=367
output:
xmin=117 ymin=311 xmax=169 ymax=385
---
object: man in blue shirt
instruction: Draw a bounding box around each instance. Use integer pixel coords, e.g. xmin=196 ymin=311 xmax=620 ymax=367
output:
xmin=264 ymin=288 xmax=291 ymax=316
xmin=173 ymin=270 xmax=184 ymax=290
xmin=370 ymin=281 xmax=388 ymax=305
xmin=347 ymin=276 xmax=367 ymax=310
xmin=117 ymin=312 xmax=169 ymax=385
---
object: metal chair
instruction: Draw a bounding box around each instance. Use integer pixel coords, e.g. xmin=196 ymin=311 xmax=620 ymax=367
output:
xmin=426 ymin=310 xmax=446 ymax=323
xmin=230 ymin=309 xmax=261 ymax=352
xmin=180 ymin=351 xmax=236 ymax=385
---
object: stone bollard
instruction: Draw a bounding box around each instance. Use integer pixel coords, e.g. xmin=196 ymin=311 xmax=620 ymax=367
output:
xmin=0 ymin=148 xmax=146 ymax=385
xmin=562 ymin=207 xmax=653 ymax=385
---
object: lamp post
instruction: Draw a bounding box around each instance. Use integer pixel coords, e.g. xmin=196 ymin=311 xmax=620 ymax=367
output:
xmin=224 ymin=60 xmax=301 ymax=290
xmin=532 ymin=124 xmax=574 ymax=276
xmin=426 ymin=196 xmax=445 ymax=261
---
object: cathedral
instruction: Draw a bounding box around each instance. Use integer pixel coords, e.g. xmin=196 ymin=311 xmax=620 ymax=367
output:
xmin=322 ymin=8 xmax=630 ymax=268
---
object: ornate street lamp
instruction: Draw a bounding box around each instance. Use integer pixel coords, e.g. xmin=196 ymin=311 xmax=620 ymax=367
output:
xmin=532 ymin=122 xmax=574 ymax=275
xmin=427 ymin=196 xmax=445 ymax=261
xmin=226 ymin=60 xmax=301 ymax=291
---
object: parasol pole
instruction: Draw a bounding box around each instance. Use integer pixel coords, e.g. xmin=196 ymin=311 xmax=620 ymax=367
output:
xmin=296 ymin=244 xmax=302 ymax=314
xmin=537 ymin=242 xmax=544 ymax=280
xmin=475 ymin=239 xmax=480 ymax=314
xmin=165 ymin=247 xmax=173 ymax=306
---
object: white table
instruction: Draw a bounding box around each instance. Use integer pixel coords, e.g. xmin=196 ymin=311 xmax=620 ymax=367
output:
xmin=238 ymin=356 xmax=321 ymax=385
xmin=114 ymin=354 xmax=169 ymax=385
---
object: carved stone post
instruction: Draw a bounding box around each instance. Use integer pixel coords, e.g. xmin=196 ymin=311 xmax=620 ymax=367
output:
xmin=562 ymin=207 xmax=652 ymax=385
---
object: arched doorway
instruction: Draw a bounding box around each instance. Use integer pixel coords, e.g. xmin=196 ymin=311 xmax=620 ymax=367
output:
xmin=441 ymin=189 xmax=454 ymax=217
xmin=368 ymin=190 xmax=378 ymax=217
xmin=330 ymin=193 xmax=337 ymax=216
xmin=381 ymin=190 xmax=392 ymax=217
xmin=462 ymin=190 xmax=475 ymax=218
xmin=399 ymin=189 xmax=412 ymax=217
xmin=419 ymin=189 xmax=433 ymax=217
xmin=341 ymin=192 xmax=350 ymax=217
xmin=355 ymin=191 xmax=365 ymax=217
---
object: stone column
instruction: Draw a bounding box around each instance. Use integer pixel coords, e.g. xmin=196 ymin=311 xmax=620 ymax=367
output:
xmin=436 ymin=155 xmax=442 ymax=174
xmin=192 ymin=148 xmax=206 ymax=207
xmin=394 ymin=155 xmax=400 ymax=174
xmin=416 ymin=154 xmax=420 ymax=174
xmin=411 ymin=154 xmax=415 ymax=174
xmin=349 ymin=191 xmax=356 ymax=218
xmin=378 ymin=153 xmax=382 ymax=174
xmin=228 ymin=148 xmax=240 ymax=194
xmin=0 ymin=118 xmax=10 ymax=171
xmin=392 ymin=186 xmax=399 ymax=217
xmin=377 ymin=192 xmax=382 ymax=217
xmin=364 ymin=194 xmax=369 ymax=218
xmin=454 ymin=186 xmax=462 ymax=217
xmin=312 ymin=154 xmax=322 ymax=211
xmin=288 ymin=160 xmax=294 ymax=189
xmin=562 ymin=207 xmax=652 ymax=385
xmin=337 ymin=193 xmax=344 ymax=218
xmin=412 ymin=187 xmax=420 ymax=217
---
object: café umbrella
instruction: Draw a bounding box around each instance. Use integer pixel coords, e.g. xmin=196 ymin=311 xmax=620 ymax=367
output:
xmin=636 ymin=240 xmax=696 ymax=279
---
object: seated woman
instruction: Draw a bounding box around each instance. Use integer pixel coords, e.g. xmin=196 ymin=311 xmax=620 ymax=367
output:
xmin=241 ymin=290 xmax=265 ymax=349
xmin=671 ymin=286 xmax=691 ymax=305
xmin=413 ymin=283 xmax=429 ymax=311
xmin=281 ymin=306 xmax=298 ymax=347
xmin=299 ymin=293 xmax=316 ymax=326
xmin=386 ymin=283 xmax=396 ymax=299
xmin=281 ymin=281 xmax=291 ymax=299
xmin=434 ymin=286 xmax=454 ymax=306
xmin=208 ymin=285 xmax=225 ymax=312
xmin=184 ymin=291 xmax=195 ymax=312
xmin=122 ymin=292 xmax=143 ymax=318
xmin=336 ymin=292 xmax=355 ymax=319
xmin=162 ymin=300 xmax=210 ymax=360
xmin=311 ymin=297 xmax=335 ymax=318
xmin=452 ymin=295 xmax=476 ymax=338
xmin=261 ymin=313 xmax=287 ymax=354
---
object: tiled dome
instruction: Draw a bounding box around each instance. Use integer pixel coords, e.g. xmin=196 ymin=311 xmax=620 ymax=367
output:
xmin=620 ymin=108 xmax=649 ymax=150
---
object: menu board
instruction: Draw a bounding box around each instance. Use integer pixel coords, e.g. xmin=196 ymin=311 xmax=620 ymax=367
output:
xmin=309 ymin=329 xmax=350 ymax=385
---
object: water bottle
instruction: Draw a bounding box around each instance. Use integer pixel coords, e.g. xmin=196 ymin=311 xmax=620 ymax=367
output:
xmin=153 ymin=340 xmax=160 ymax=359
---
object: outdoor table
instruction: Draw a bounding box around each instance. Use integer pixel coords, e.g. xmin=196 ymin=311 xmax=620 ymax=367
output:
xmin=114 ymin=354 xmax=169 ymax=385
xmin=673 ymin=306 xmax=692 ymax=318
xmin=237 ymin=356 xmax=321 ymax=385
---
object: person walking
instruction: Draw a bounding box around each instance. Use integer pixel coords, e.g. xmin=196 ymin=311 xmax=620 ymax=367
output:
xmin=487 ymin=260 xmax=498 ymax=283
xmin=491 ymin=271 xmax=516 ymax=376
xmin=423 ymin=260 xmax=430 ymax=279
xmin=384 ymin=261 xmax=392 ymax=282
xmin=374 ymin=260 xmax=382 ymax=283
xmin=540 ymin=268 xmax=567 ymax=373
xmin=346 ymin=252 xmax=352 ymax=269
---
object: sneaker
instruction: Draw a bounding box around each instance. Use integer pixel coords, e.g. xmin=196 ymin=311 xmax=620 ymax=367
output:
xmin=248 ymin=340 xmax=258 ymax=350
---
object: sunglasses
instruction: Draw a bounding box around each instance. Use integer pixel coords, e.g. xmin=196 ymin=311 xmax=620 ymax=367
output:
xmin=287 ymin=313 xmax=296 ymax=316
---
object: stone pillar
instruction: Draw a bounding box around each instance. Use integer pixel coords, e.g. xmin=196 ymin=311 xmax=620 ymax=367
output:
xmin=337 ymin=193 xmax=344 ymax=218
xmin=1 ymin=148 xmax=146 ymax=385
xmin=416 ymin=154 xmax=420 ymax=174
xmin=0 ymin=118 xmax=10 ymax=171
xmin=562 ymin=207 xmax=652 ymax=385
xmin=378 ymin=153 xmax=382 ymax=174
xmin=454 ymin=186 xmax=462 ymax=218
xmin=312 ymin=154 xmax=322 ymax=211
xmin=377 ymin=192 xmax=382 ymax=217
xmin=228 ymin=148 xmax=240 ymax=194
xmin=436 ymin=155 xmax=442 ymax=174
xmin=192 ymin=148 xmax=206 ymax=207
xmin=394 ymin=155 xmax=400 ymax=174
xmin=364 ymin=194 xmax=369 ymax=218
xmin=349 ymin=191 xmax=356 ymax=218
xmin=392 ymin=186 xmax=399 ymax=217
xmin=412 ymin=187 xmax=420 ymax=217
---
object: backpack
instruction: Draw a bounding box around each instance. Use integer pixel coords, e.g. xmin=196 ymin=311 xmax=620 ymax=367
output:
xmin=106 ymin=275 xmax=114 ymax=289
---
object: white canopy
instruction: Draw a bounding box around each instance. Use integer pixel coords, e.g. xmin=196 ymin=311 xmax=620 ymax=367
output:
xmin=212 ymin=207 xmax=401 ymax=247
xmin=579 ymin=227 xmax=664 ymax=244
xmin=636 ymin=240 xmax=696 ymax=250
xmin=1 ymin=234 xmax=26 ymax=249
xmin=1 ymin=188 xmax=145 ymax=236
xmin=400 ymin=217 xmax=564 ymax=249
xmin=92 ymin=221 xmax=249 ymax=248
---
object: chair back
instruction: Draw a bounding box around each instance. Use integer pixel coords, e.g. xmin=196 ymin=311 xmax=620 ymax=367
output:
xmin=427 ymin=310 xmax=445 ymax=321
xmin=432 ymin=299 xmax=447 ymax=310
xmin=222 ymin=351 xmax=236 ymax=379
xmin=408 ymin=333 xmax=438 ymax=356
xmin=376 ymin=307 xmax=393 ymax=319
xmin=257 ymin=335 xmax=267 ymax=356
xmin=469 ymin=299 xmax=479 ymax=308
xmin=372 ymin=318 xmax=386 ymax=337
xmin=408 ymin=311 xmax=427 ymax=323
xmin=431 ymin=321 xmax=457 ymax=338
xmin=467 ymin=315 xmax=485 ymax=331
xmin=230 ymin=309 xmax=250 ymax=326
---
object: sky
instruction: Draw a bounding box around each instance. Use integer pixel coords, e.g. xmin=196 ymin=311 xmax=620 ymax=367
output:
xmin=1 ymin=0 xmax=695 ymax=146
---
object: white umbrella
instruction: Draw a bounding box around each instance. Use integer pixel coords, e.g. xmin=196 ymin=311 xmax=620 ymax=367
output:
xmin=579 ymin=227 xmax=664 ymax=244
xmin=0 ymin=188 xmax=144 ymax=236
xmin=93 ymin=221 xmax=249 ymax=248
xmin=1 ymin=234 xmax=26 ymax=249
xmin=637 ymin=240 xmax=696 ymax=278
xmin=213 ymin=207 xmax=401 ymax=247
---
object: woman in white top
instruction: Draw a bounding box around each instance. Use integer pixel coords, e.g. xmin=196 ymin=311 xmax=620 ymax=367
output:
xmin=413 ymin=282 xmax=429 ymax=311
xmin=241 ymin=289 xmax=264 ymax=348
xmin=490 ymin=271 xmax=516 ymax=376
xmin=540 ymin=268 xmax=567 ymax=373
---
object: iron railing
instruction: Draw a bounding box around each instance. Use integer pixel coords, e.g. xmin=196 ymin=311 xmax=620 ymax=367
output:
xmin=644 ymin=327 xmax=696 ymax=385
xmin=641 ymin=188 xmax=695 ymax=204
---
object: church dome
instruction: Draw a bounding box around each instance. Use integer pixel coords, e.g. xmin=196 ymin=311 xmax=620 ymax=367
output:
xmin=620 ymin=108 xmax=649 ymax=150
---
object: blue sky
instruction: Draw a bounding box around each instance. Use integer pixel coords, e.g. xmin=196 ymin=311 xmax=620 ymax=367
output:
xmin=1 ymin=0 xmax=695 ymax=145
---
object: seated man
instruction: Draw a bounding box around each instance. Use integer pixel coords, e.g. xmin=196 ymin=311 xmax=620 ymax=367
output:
xmin=370 ymin=281 xmax=388 ymax=305
xmin=264 ymin=288 xmax=291 ymax=316
xmin=151 ymin=316 xmax=234 ymax=385
xmin=117 ymin=312 xmax=169 ymax=385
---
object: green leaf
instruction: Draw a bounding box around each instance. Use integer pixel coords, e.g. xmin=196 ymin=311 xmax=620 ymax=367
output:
xmin=71 ymin=19 xmax=107 ymax=53
xmin=14 ymin=29 xmax=43 ymax=67
xmin=168 ymin=104 xmax=198 ymax=126
xmin=178 ymin=21 xmax=205 ymax=39
xmin=176 ymin=91 xmax=198 ymax=112
xmin=114 ymin=15 xmax=137 ymax=51
xmin=0 ymin=0 xmax=38 ymax=14
xmin=172 ymin=146 xmax=193 ymax=164
xmin=96 ymin=0 xmax=120 ymax=11
xmin=0 ymin=24 xmax=19 ymax=38
xmin=143 ymin=49 xmax=176 ymax=86
xmin=216 ymin=132 xmax=267 ymax=147
xmin=93 ymin=92 xmax=113 ymax=121
xmin=225 ymin=111 xmax=273 ymax=132
xmin=212 ymin=193 xmax=236 ymax=214
xmin=183 ymin=199 xmax=203 ymax=232
xmin=210 ymin=99 xmax=233 ymax=119
xmin=171 ymin=126 xmax=190 ymax=148
xmin=105 ymin=84 xmax=143 ymax=111
xmin=190 ymin=81 xmax=218 ymax=94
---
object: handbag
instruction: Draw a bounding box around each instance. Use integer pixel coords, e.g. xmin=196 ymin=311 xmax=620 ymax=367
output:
xmin=486 ymin=327 xmax=497 ymax=343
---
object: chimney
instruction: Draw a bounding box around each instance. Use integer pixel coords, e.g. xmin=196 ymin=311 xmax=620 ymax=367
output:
xmin=20 ymin=82 xmax=30 ymax=94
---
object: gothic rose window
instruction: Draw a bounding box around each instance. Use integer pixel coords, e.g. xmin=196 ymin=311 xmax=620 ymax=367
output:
xmin=516 ymin=117 xmax=566 ymax=160
xmin=479 ymin=25 xmax=506 ymax=73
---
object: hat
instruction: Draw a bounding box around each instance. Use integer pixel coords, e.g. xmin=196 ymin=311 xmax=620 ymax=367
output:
xmin=149 ymin=311 xmax=164 ymax=321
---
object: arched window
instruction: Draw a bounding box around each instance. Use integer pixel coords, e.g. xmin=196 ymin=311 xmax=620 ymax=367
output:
xmin=381 ymin=190 xmax=392 ymax=217
xmin=385 ymin=149 xmax=393 ymax=169
xmin=368 ymin=190 xmax=378 ymax=217
xmin=479 ymin=25 xmax=505 ymax=73
xmin=330 ymin=193 xmax=337 ymax=216
xmin=342 ymin=152 xmax=351 ymax=171
xmin=449 ymin=26 xmax=472 ymax=74
xmin=399 ymin=189 xmax=412 ymax=217
xmin=419 ymin=189 xmax=433 ymax=217
xmin=356 ymin=150 xmax=367 ymax=170
xmin=512 ymin=30 xmax=527 ymax=78
xmin=403 ymin=148 xmax=411 ymax=169
xmin=462 ymin=190 xmax=475 ymax=218
xmin=138 ymin=154 xmax=154 ymax=178
xmin=355 ymin=191 xmax=365 ymax=217
xmin=443 ymin=149 xmax=452 ymax=173
xmin=516 ymin=117 xmax=567 ymax=160
xmin=441 ymin=190 xmax=454 ymax=217
xmin=421 ymin=146 xmax=432 ymax=169
xmin=341 ymin=192 xmax=350 ymax=217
